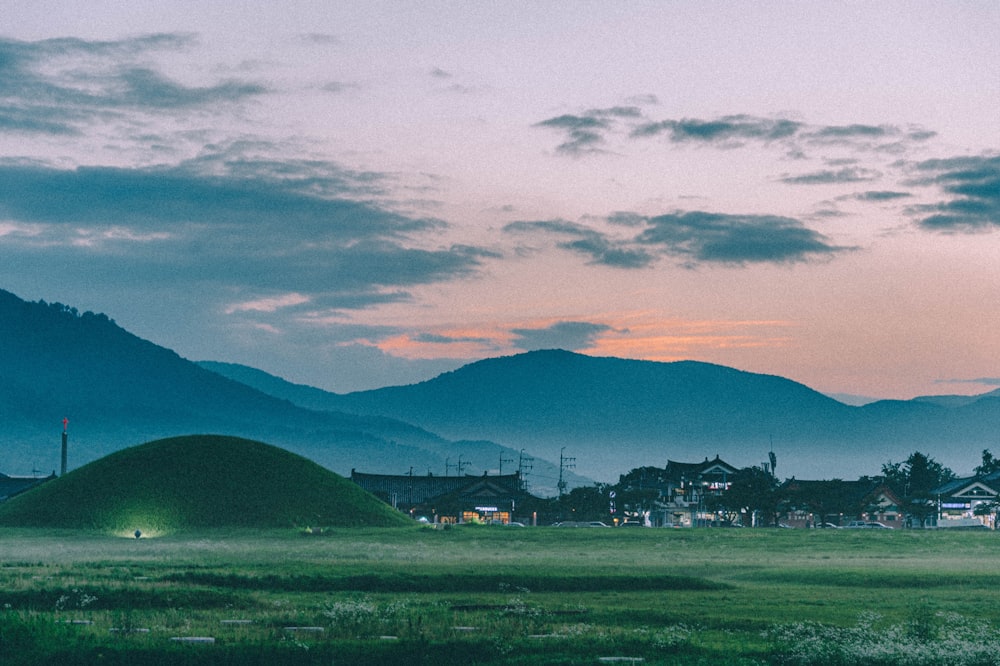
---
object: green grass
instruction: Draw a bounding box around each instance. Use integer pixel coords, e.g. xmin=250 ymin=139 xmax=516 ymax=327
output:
xmin=0 ymin=436 xmax=410 ymax=532
xmin=2 ymin=526 xmax=999 ymax=664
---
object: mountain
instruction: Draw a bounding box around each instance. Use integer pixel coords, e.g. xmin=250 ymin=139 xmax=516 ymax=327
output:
xmin=197 ymin=360 xmax=587 ymax=494
xmin=910 ymin=388 xmax=1000 ymax=408
xmin=0 ymin=289 xmax=531 ymax=486
xmin=204 ymin=350 xmax=1000 ymax=482
xmin=7 ymin=287 xmax=999 ymax=488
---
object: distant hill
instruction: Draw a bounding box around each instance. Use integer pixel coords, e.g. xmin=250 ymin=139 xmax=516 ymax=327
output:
xmin=207 ymin=350 xmax=1000 ymax=481
xmin=198 ymin=360 xmax=591 ymax=494
xmin=911 ymin=388 xmax=1000 ymax=408
xmin=0 ymin=289 xmax=528 ymax=486
xmin=0 ymin=435 xmax=411 ymax=531
xmin=7 ymin=287 xmax=1000 ymax=487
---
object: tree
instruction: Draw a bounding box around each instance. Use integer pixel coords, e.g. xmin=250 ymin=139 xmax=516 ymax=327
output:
xmin=882 ymin=451 xmax=954 ymax=527
xmin=782 ymin=479 xmax=860 ymax=526
xmin=614 ymin=466 xmax=668 ymax=522
xmin=975 ymin=449 xmax=1000 ymax=476
xmin=554 ymin=484 xmax=611 ymax=522
xmin=710 ymin=466 xmax=780 ymax=527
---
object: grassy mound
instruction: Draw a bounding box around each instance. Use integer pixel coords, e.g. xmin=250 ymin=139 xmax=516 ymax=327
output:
xmin=0 ymin=435 xmax=411 ymax=533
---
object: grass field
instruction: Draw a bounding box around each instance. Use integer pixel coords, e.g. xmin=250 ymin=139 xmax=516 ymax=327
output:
xmin=2 ymin=525 xmax=1000 ymax=665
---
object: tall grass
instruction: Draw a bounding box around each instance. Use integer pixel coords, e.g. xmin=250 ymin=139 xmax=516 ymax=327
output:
xmin=2 ymin=526 xmax=999 ymax=664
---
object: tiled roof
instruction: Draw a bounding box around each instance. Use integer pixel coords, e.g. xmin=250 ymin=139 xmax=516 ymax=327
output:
xmin=350 ymin=471 xmax=522 ymax=505
xmin=0 ymin=472 xmax=55 ymax=501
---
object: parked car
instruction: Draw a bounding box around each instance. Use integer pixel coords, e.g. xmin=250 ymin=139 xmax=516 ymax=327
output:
xmin=554 ymin=521 xmax=610 ymax=527
xmin=845 ymin=520 xmax=893 ymax=529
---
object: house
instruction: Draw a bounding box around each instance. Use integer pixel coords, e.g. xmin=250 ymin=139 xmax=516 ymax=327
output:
xmin=0 ymin=471 xmax=55 ymax=502
xmin=616 ymin=456 xmax=739 ymax=527
xmin=931 ymin=471 xmax=1000 ymax=528
xmin=779 ymin=478 xmax=903 ymax=527
xmin=350 ymin=470 xmax=545 ymax=525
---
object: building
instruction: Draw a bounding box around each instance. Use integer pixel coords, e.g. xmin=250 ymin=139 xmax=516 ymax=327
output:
xmin=350 ymin=470 xmax=545 ymax=525
xmin=780 ymin=478 xmax=903 ymax=527
xmin=616 ymin=456 xmax=739 ymax=527
xmin=0 ymin=471 xmax=55 ymax=502
xmin=932 ymin=471 xmax=1000 ymax=528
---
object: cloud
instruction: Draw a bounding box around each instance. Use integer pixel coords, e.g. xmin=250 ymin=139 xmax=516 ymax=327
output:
xmin=504 ymin=219 xmax=656 ymax=268
xmin=533 ymin=106 xmax=642 ymax=155
xmin=506 ymin=211 xmax=851 ymax=267
xmin=636 ymin=212 xmax=851 ymax=264
xmin=852 ymin=190 xmax=912 ymax=201
xmin=533 ymin=115 xmax=610 ymax=155
xmin=906 ymin=154 xmax=1000 ymax=231
xmin=412 ymin=332 xmax=493 ymax=345
xmin=936 ymin=377 xmax=1000 ymax=387
xmin=631 ymin=114 xmax=802 ymax=143
xmin=780 ymin=167 xmax=881 ymax=185
xmin=224 ymin=293 xmax=311 ymax=314
xmin=535 ymin=108 xmax=935 ymax=160
xmin=114 ymin=67 xmax=266 ymax=108
xmin=0 ymin=34 xmax=266 ymax=135
xmin=807 ymin=123 xmax=891 ymax=139
xmin=0 ymin=159 xmax=487 ymax=311
xmin=606 ymin=211 xmax=648 ymax=227
xmin=624 ymin=93 xmax=659 ymax=105
xmin=511 ymin=321 xmax=614 ymax=352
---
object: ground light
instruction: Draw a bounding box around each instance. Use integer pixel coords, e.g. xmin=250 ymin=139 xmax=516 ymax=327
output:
xmin=111 ymin=526 xmax=167 ymax=538
xmin=106 ymin=506 xmax=177 ymax=537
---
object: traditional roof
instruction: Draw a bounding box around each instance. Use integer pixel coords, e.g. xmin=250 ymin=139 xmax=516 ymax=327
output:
xmin=0 ymin=472 xmax=55 ymax=502
xmin=781 ymin=477 xmax=902 ymax=510
xmin=664 ymin=455 xmax=738 ymax=483
xmin=350 ymin=470 xmax=523 ymax=506
xmin=933 ymin=473 xmax=1000 ymax=500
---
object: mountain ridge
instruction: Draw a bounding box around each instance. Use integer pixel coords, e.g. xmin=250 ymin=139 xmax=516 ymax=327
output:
xmin=0 ymin=289 xmax=541 ymax=488
xmin=4 ymin=287 xmax=999 ymax=487
xmin=203 ymin=350 xmax=1000 ymax=481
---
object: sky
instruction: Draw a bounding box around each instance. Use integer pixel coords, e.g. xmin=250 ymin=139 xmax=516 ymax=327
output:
xmin=2 ymin=2 xmax=999 ymax=400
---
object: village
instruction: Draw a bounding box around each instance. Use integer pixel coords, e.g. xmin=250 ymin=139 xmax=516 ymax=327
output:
xmin=350 ymin=449 xmax=1000 ymax=531
xmin=3 ymin=429 xmax=997 ymax=532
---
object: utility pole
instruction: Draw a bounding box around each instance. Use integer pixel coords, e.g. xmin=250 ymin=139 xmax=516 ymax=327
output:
xmin=60 ymin=417 xmax=68 ymax=476
xmin=499 ymin=449 xmax=513 ymax=476
xmin=518 ymin=449 xmax=533 ymax=493
xmin=558 ymin=447 xmax=575 ymax=497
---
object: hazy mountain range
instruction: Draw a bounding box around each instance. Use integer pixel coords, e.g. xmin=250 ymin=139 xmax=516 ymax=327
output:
xmin=203 ymin=352 xmax=1000 ymax=481
xmin=0 ymin=289 xmax=580 ymax=495
xmin=3 ymin=288 xmax=999 ymax=491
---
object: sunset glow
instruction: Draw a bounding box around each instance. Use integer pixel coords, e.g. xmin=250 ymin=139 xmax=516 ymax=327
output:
xmin=2 ymin=2 xmax=998 ymax=400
